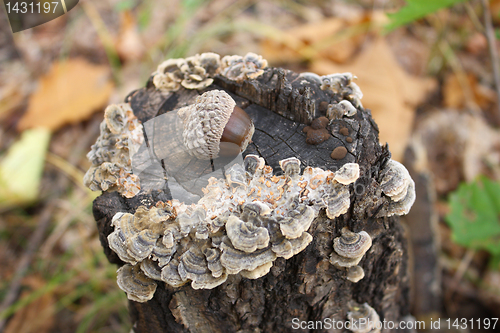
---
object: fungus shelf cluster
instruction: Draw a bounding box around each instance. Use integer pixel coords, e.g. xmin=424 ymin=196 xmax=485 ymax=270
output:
xmin=109 ymin=155 xmax=362 ymax=300
xmin=83 ymin=103 xmax=143 ymax=198
xmin=153 ymin=52 xmax=267 ymax=93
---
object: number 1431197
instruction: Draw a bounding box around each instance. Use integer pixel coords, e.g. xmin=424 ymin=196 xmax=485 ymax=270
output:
xmin=445 ymin=318 xmax=498 ymax=330
xmin=5 ymin=1 xmax=59 ymax=14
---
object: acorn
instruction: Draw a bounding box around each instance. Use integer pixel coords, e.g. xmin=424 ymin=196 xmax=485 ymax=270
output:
xmin=178 ymin=90 xmax=255 ymax=160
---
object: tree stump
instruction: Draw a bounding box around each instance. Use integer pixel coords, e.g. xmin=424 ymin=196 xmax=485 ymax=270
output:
xmin=91 ymin=60 xmax=414 ymax=333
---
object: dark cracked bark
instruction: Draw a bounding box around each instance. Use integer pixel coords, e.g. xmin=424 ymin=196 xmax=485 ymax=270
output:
xmin=93 ymin=67 xmax=412 ymax=332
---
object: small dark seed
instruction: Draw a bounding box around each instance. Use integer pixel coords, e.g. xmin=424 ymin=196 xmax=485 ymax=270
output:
xmin=318 ymin=101 xmax=329 ymax=112
xmin=311 ymin=116 xmax=329 ymax=130
xmin=306 ymin=128 xmax=331 ymax=145
xmin=346 ymin=137 xmax=353 ymax=143
xmin=339 ymin=127 xmax=349 ymax=136
xmin=330 ymin=146 xmax=348 ymax=160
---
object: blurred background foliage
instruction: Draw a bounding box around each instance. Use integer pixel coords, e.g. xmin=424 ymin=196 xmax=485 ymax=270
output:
xmin=1 ymin=0 xmax=500 ymax=332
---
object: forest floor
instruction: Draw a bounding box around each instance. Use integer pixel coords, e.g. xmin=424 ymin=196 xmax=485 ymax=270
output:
xmin=1 ymin=0 xmax=500 ymax=332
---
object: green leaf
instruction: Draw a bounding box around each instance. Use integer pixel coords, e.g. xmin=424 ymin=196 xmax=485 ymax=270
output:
xmin=385 ymin=0 xmax=469 ymax=33
xmin=489 ymin=253 xmax=500 ymax=270
xmin=446 ymin=176 xmax=500 ymax=255
xmin=115 ymin=0 xmax=136 ymax=11
xmin=0 ymin=128 xmax=51 ymax=208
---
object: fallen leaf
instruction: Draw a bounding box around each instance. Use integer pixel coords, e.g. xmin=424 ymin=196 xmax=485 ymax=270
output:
xmin=443 ymin=73 xmax=496 ymax=110
xmin=4 ymin=276 xmax=56 ymax=333
xmin=260 ymin=16 xmax=365 ymax=64
xmin=18 ymin=58 xmax=114 ymax=131
xmin=311 ymin=37 xmax=436 ymax=161
xmin=115 ymin=11 xmax=146 ymax=63
xmin=0 ymin=128 xmax=51 ymax=208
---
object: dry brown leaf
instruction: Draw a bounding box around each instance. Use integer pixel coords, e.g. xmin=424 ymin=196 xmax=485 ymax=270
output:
xmin=443 ymin=73 xmax=496 ymax=110
xmin=260 ymin=17 xmax=365 ymax=64
xmin=443 ymin=73 xmax=467 ymax=109
xmin=18 ymin=58 xmax=114 ymax=131
xmin=311 ymin=37 xmax=436 ymax=161
xmin=115 ymin=11 xmax=146 ymax=63
xmin=491 ymin=0 xmax=500 ymax=24
xmin=5 ymin=276 xmax=56 ymax=333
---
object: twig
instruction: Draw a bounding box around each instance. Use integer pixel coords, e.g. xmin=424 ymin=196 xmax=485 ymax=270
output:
xmin=449 ymin=248 xmax=476 ymax=296
xmin=481 ymin=0 xmax=500 ymax=119
xmin=438 ymin=40 xmax=481 ymax=114
xmin=0 ymin=204 xmax=55 ymax=330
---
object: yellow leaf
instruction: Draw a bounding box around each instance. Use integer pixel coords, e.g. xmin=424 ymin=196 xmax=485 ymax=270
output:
xmin=18 ymin=58 xmax=114 ymax=131
xmin=311 ymin=38 xmax=436 ymax=161
xmin=0 ymin=128 xmax=51 ymax=208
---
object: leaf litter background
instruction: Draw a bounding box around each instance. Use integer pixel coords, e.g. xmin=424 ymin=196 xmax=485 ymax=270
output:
xmin=1 ymin=0 xmax=500 ymax=332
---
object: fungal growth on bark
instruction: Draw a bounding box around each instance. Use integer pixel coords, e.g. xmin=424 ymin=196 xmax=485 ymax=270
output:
xmin=347 ymin=301 xmax=381 ymax=333
xmin=152 ymin=52 xmax=267 ymax=94
xmin=87 ymin=52 xmax=417 ymax=332
xmin=107 ymin=155 xmax=362 ymax=299
xmin=330 ymin=227 xmax=372 ymax=283
xmin=378 ymin=159 xmax=416 ymax=217
xmin=220 ymin=52 xmax=268 ymax=82
xmin=83 ymin=103 xmax=143 ymax=198
xmin=153 ymin=53 xmax=221 ymax=92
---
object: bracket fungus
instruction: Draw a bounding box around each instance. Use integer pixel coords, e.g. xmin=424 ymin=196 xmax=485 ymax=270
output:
xmin=327 ymin=100 xmax=358 ymax=119
xmin=87 ymin=51 xmax=417 ymax=331
xmin=83 ymin=103 xmax=143 ymax=198
xmin=378 ymin=159 xmax=416 ymax=217
xmin=105 ymin=154 xmax=364 ymax=300
xmin=347 ymin=301 xmax=381 ymax=333
xmin=153 ymin=52 xmax=222 ymax=92
xmin=346 ymin=265 xmax=365 ymax=283
xmin=320 ymin=73 xmax=363 ymax=108
xmin=220 ymin=52 xmax=268 ymax=82
xmin=152 ymin=52 xmax=267 ymax=94
xmin=330 ymin=228 xmax=372 ymax=283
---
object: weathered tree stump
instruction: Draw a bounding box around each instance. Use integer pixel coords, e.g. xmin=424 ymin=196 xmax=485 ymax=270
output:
xmin=91 ymin=62 xmax=413 ymax=333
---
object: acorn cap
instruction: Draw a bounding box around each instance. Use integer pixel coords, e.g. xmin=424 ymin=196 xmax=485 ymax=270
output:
xmin=178 ymin=90 xmax=255 ymax=160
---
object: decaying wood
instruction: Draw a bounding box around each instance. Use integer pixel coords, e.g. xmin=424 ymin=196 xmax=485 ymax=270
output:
xmin=94 ymin=67 xmax=412 ymax=332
